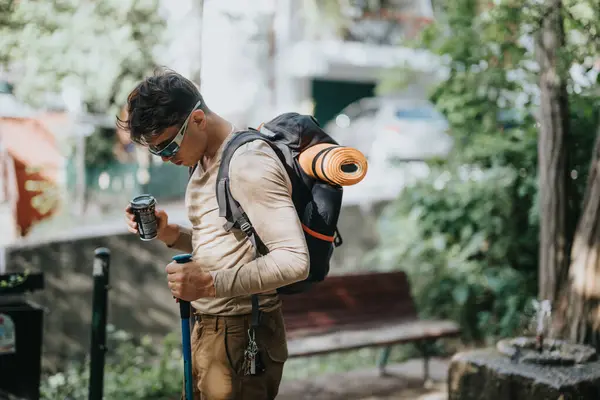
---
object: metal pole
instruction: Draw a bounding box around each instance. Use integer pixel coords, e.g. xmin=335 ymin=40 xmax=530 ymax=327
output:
xmin=172 ymin=254 xmax=194 ymax=400
xmin=88 ymin=248 xmax=110 ymax=400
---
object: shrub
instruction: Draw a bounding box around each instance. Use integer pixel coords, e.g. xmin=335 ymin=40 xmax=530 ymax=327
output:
xmin=41 ymin=326 xmax=183 ymax=400
xmin=370 ymin=164 xmax=537 ymax=343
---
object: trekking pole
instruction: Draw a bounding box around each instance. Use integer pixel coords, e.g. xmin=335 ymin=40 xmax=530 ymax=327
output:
xmin=172 ymin=254 xmax=194 ymax=400
xmin=88 ymin=248 xmax=111 ymax=400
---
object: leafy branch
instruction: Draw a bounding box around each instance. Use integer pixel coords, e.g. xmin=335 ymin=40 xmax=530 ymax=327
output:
xmin=0 ymin=0 xmax=166 ymax=113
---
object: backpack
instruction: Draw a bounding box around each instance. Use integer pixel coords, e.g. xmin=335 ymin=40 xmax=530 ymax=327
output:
xmin=189 ymin=112 xmax=344 ymax=296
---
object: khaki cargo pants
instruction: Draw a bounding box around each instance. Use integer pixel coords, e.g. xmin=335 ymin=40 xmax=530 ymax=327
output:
xmin=184 ymin=308 xmax=288 ymax=400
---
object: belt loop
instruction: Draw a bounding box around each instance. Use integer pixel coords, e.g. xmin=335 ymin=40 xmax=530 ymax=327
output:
xmin=214 ymin=316 xmax=219 ymax=332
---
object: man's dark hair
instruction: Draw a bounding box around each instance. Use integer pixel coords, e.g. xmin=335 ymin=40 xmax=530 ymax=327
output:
xmin=116 ymin=68 xmax=209 ymax=145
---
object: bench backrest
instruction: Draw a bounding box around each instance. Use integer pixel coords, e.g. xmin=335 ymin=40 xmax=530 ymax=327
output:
xmin=280 ymin=271 xmax=417 ymax=336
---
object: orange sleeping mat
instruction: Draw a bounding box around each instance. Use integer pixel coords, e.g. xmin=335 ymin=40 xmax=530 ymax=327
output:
xmin=298 ymin=143 xmax=368 ymax=186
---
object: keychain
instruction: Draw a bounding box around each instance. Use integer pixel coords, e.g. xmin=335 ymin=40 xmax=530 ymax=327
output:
xmin=243 ymin=328 xmax=265 ymax=376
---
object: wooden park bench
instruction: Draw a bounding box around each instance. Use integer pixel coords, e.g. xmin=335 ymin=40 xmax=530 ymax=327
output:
xmin=280 ymin=270 xmax=461 ymax=381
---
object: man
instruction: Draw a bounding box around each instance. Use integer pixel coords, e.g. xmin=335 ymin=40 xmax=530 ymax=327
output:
xmin=119 ymin=69 xmax=309 ymax=399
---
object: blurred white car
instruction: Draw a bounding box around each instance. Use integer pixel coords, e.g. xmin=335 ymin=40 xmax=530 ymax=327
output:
xmin=324 ymin=96 xmax=453 ymax=163
xmin=323 ymin=96 xmax=453 ymax=205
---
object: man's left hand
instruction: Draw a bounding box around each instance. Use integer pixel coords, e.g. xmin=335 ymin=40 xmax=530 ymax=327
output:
xmin=165 ymin=260 xmax=216 ymax=301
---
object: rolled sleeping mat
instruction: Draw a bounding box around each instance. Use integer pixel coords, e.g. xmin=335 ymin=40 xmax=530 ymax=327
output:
xmin=298 ymin=143 xmax=368 ymax=186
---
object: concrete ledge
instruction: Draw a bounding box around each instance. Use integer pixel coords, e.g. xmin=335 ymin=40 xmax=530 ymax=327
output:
xmin=448 ymin=349 xmax=600 ymax=400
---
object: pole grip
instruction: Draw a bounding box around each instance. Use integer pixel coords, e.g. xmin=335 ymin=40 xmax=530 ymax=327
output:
xmin=172 ymin=253 xmax=194 ymax=400
xmin=172 ymin=253 xmax=194 ymax=316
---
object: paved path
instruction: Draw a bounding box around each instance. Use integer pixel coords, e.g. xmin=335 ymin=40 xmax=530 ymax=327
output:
xmin=278 ymin=358 xmax=449 ymax=400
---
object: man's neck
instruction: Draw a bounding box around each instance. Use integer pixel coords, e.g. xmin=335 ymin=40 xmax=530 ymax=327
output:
xmin=203 ymin=115 xmax=234 ymax=164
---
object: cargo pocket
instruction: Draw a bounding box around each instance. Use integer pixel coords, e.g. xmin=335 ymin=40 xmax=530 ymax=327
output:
xmin=192 ymin=320 xmax=204 ymax=351
xmin=224 ymin=321 xmax=248 ymax=377
xmin=258 ymin=311 xmax=289 ymax=364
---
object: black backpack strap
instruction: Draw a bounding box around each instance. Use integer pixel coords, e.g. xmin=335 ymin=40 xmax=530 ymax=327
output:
xmin=217 ymin=176 xmax=264 ymax=328
xmin=215 ymin=130 xmax=275 ymax=253
xmin=216 ymin=131 xmax=262 ymax=229
xmin=216 ymin=130 xmax=273 ymax=328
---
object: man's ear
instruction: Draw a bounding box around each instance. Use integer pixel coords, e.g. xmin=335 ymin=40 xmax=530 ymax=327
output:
xmin=191 ymin=109 xmax=206 ymax=129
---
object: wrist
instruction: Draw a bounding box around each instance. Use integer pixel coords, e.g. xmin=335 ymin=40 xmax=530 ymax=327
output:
xmin=159 ymin=224 xmax=180 ymax=246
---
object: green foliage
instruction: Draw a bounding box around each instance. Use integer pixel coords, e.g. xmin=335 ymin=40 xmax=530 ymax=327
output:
xmin=40 ymin=327 xmax=183 ymax=400
xmin=371 ymin=0 xmax=600 ymax=342
xmin=85 ymin=127 xmax=120 ymax=168
xmin=0 ymin=0 xmax=166 ymax=113
xmin=373 ymin=165 xmax=537 ymax=341
xmin=0 ymin=270 xmax=30 ymax=290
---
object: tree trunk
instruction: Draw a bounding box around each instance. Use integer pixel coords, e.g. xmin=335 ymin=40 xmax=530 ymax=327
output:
xmin=553 ymin=127 xmax=600 ymax=347
xmin=535 ymin=0 xmax=572 ymax=305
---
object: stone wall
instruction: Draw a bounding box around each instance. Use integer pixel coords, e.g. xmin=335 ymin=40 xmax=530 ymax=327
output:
xmin=5 ymin=202 xmax=387 ymax=371
xmin=6 ymin=229 xmax=182 ymax=371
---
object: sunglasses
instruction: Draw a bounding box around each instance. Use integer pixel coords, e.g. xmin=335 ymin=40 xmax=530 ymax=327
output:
xmin=149 ymin=100 xmax=203 ymax=158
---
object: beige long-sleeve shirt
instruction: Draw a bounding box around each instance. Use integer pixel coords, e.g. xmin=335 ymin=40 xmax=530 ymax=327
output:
xmin=184 ymin=134 xmax=309 ymax=315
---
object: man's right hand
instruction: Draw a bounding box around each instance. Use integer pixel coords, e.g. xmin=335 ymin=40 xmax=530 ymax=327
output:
xmin=125 ymin=206 xmax=179 ymax=245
